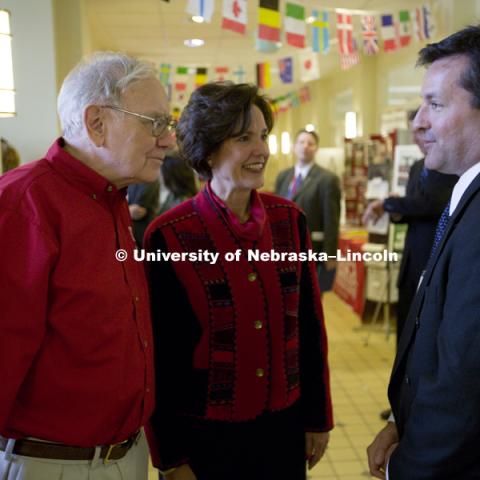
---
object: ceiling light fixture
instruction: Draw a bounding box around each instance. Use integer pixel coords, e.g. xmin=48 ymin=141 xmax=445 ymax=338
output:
xmin=191 ymin=15 xmax=205 ymax=23
xmin=184 ymin=38 xmax=205 ymax=48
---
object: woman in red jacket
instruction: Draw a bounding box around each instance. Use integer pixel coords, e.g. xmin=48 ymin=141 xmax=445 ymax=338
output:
xmin=145 ymin=82 xmax=333 ymax=480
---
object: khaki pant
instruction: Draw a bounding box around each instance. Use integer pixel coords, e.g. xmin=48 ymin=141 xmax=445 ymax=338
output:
xmin=0 ymin=430 xmax=149 ymax=480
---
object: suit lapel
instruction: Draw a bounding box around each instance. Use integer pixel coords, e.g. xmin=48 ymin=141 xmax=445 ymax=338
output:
xmin=392 ymin=171 xmax=480 ymax=377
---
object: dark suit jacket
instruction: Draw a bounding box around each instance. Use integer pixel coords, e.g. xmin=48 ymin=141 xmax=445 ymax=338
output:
xmin=275 ymin=164 xmax=341 ymax=256
xmin=127 ymin=181 xmax=160 ymax=246
xmin=388 ymin=169 xmax=480 ymax=479
xmin=384 ymin=160 xmax=457 ymax=291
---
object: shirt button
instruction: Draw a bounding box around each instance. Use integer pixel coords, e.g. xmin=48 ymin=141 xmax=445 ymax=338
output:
xmin=405 ymin=375 xmax=410 ymax=385
xmin=415 ymin=317 xmax=420 ymax=329
xmin=256 ymin=368 xmax=265 ymax=378
xmin=146 ymin=387 xmax=150 ymax=393
xmin=247 ymin=273 xmax=257 ymax=282
xmin=134 ymin=296 xmax=139 ymax=302
xmin=107 ymin=185 xmax=113 ymax=192
xmin=254 ymin=320 xmax=263 ymax=330
xmin=92 ymin=194 xmax=97 ymax=200
xmin=144 ymin=340 xmax=148 ymax=348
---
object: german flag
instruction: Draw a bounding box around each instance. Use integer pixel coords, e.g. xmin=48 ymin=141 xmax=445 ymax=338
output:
xmin=195 ymin=67 xmax=208 ymax=88
xmin=258 ymin=0 xmax=280 ymax=42
xmin=256 ymin=62 xmax=271 ymax=89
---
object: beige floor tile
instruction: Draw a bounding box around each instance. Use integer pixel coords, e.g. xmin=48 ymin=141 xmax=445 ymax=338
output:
xmin=333 ymin=460 xmax=370 ymax=476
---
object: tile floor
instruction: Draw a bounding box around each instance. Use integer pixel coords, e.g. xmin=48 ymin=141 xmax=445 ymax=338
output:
xmin=149 ymin=291 xmax=396 ymax=479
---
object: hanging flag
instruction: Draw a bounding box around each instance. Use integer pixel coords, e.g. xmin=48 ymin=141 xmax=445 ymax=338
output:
xmin=214 ymin=66 xmax=229 ymax=81
xmin=159 ymin=63 xmax=172 ymax=86
xmin=186 ymin=0 xmax=215 ymax=22
xmin=279 ymin=94 xmax=291 ymax=112
xmin=278 ymin=57 xmax=293 ymax=84
xmin=398 ymin=10 xmax=412 ymax=46
xmin=361 ymin=15 xmax=379 ymax=55
xmin=298 ymin=86 xmax=310 ymax=103
xmin=256 ymin=62 xmax=271 ymax=89
xmin=221 ymin=0 xmax=247 ymax=34
xmin=381 ymin=14 xmax=398 ymax=52
xmin=176 ymin=66 xmax=189 ymax=75
xmin=414 ymin=5 xmax=435 ymax=41
xmin=312 ymin=10 xmax=329 ymax=54
xmin=337 ymin=13 xmax=354 ymax=55
xmin=340 ymin=39 xmax=360 ymax=70
xmin=172 ymin=107 xmax=181 ymax=121
xmin=256 ymin=37 xmax=280 ymax=52
xmin=285 ymin=2 xmax=306 ymax=48
xmin=258 ymin=0 xmax=281 ymax=43
xmin=174 ymin=82 xmax=187 ymax=91
xmin=195 ymin=67 xmax=208 ymax=87
xmin=299 ymin=50 xmax=320 ymax=82
xmin=232 ymin=65 xmax=246 ymax=83
xmin=290 ymin=92 xmax=300 ymax=108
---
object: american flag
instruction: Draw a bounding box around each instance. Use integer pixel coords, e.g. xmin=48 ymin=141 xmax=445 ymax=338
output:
xmin=361 ymin=15 xmax=379 ymax=55
xmin=340 ymin=39 xmax=360 ymax=70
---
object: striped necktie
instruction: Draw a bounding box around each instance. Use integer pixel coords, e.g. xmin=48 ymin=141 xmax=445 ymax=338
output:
xmin=429 ymin=201 xmax=451 ymax=259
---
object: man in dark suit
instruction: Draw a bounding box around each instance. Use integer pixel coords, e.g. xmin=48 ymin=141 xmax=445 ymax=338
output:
xmin=363 ymin=123 xmax=457 ymax=346
xmin=367 ymin=25 xmax=480 ymax=479
xmin=275 ymin=130 xmax=341 ymax=292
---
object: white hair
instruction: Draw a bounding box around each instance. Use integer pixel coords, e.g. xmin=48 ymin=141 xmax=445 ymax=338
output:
xmin=57 ymin=51 xmax=158 ymax=138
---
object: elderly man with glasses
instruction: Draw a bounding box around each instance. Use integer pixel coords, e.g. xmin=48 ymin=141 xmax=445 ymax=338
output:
xmin=0 ymin=52 xmax=175 ymax=480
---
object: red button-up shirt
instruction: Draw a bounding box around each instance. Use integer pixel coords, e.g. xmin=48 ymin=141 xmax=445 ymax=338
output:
xmin=0 ymin=139 xmax=154 ymax=446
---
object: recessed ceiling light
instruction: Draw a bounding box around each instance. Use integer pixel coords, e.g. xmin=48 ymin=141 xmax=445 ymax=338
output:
xmin=184 ymin=38 xmax=205 ymax=47
xmin=306 ymin=16 xmax=315 ymax=24
xmin=191 ymin=15 xmax=204 ymax=23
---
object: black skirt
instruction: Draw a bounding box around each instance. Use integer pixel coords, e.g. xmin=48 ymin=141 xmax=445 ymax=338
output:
xmin=185 ymin=403 xmax=306 ymax=480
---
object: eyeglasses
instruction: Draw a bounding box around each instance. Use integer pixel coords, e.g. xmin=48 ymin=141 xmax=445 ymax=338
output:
xmin=103 ymin=105 xmax=177 ymax=137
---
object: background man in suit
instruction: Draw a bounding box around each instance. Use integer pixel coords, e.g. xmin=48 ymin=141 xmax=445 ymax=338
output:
xmin=367 ymin=25 xmax=480 ymax=479
xmin=363 ymin=111 xmax=457 ymax=347
xmin=275 ymin=130 xmax=341 ymax=292
xmin=363 ymin=111 xmax=457 ymax=422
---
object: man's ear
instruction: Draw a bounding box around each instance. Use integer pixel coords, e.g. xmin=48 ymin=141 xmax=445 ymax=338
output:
xmin=84 ymin=105 xmax=107 ymax=147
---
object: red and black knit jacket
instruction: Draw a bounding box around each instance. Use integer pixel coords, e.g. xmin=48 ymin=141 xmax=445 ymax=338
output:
xmin=145 ymin=188 xmax=333 ymax=470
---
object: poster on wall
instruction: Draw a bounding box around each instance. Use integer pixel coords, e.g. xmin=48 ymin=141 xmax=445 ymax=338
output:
xmin=391 ymin=144 xmax=423 ymax=196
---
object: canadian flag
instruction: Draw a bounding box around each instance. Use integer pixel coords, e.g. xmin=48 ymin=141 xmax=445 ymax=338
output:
xmin=222 ymin=0 xmax=247 ymax=34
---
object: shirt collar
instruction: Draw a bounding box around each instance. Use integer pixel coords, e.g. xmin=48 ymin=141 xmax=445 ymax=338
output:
xmin=206 ymin=181 xmax=266 ymax=241
xmin=294 ymin=162 xmax=314 ymax=179
xmin=450 ymin=162 xmax=480 ymax=215
xmin=45 ymin=138 xmax=126 ymax=201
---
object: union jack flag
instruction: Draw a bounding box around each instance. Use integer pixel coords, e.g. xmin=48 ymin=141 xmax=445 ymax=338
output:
xmin=361 ymin=15 xmax=379 ymax=55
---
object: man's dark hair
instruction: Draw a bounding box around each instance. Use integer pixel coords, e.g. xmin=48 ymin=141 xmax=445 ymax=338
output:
xmin=161 ymin=154 xmax=197 ymax=198
xmin=176 ymin=82 xmax=274 ymax=179
xmin=407 ymin=108 xmax=419 ymax=123
xmin=417 ymin=25 xmax=480 ymax=108
xmin=295 ymin=129 xmax=319 ymax=145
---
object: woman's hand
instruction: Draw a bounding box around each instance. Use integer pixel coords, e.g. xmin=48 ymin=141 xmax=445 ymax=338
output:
xmin=305 ymin=431 xmax=329 ymax=469
xmin=163 ymin=464 xmax=197 ymax=480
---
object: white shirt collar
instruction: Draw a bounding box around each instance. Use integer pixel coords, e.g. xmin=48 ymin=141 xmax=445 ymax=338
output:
xmin=450 ymin=162 xmax=480 ymax=215
xmin=294 ymin=162 xmax=314 ymax=179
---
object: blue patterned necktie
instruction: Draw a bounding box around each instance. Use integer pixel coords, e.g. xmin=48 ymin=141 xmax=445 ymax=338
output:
xmin=429 ymin=201 xmax=451 ymax=259
xmin=287 ymin=174 xmax=302 ymax=199
xmin=420 ymin=166 xmax=429 ymax=186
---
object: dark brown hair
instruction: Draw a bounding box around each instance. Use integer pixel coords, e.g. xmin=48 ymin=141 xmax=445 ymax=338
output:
xmin=176 ymin=82 xmax=274 ymax=179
